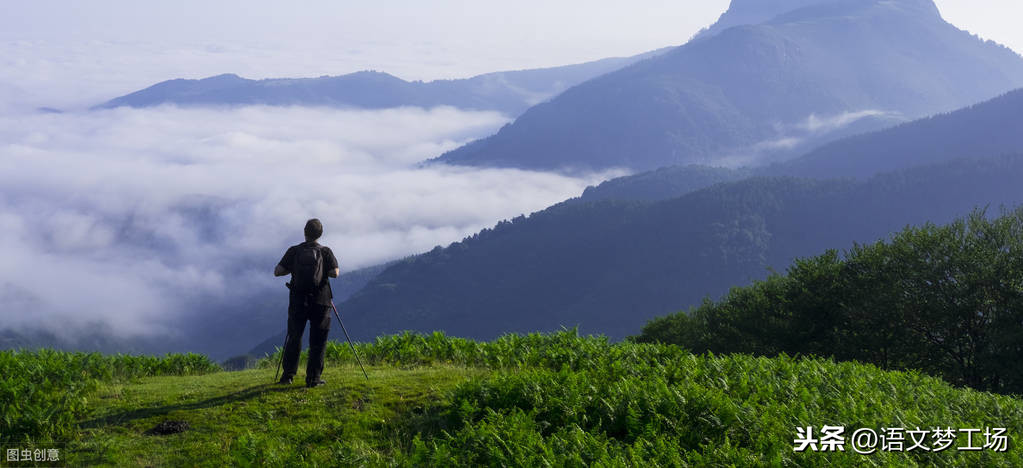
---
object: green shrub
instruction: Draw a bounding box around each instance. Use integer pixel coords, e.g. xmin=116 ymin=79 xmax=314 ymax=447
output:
xmin=409 ymin=352 xmax=1023 ymax=466
xmin=637 ymin=208 xmax=1023 ymax=394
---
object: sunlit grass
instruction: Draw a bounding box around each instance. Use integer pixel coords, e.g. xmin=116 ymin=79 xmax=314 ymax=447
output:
xmin=5 ymin=331 xmax=1022 ymax=466
xmin=70 ymin=364 xmax=482 ymax=466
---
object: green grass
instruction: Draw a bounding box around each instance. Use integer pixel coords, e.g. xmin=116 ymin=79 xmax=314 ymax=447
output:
xmin=0 ymin=349 xmax=218 ymax=444
xmin=69 ymin=364 xmax=482 ymax=466
xmin=5 ymin=331 xmax=1023 ymax=466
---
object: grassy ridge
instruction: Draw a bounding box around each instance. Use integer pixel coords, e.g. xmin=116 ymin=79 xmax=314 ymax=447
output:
xmin=71 ymin=364 xmax=481 ymax=466
xmin=0 ymin=349 xmax=219 ymax=443
xmin=263 ymin=330 xmax=686 ymax=371
xmin=44 ymin=331 xmax=1022 ymax=466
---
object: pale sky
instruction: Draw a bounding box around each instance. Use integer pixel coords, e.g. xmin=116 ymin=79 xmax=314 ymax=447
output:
xmin=1 ymin=1 xmax=1020 ymax=110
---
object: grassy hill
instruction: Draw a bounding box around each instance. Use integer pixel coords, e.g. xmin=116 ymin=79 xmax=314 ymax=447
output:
xmin=5 ymin=331 xmax=1022 ymax=466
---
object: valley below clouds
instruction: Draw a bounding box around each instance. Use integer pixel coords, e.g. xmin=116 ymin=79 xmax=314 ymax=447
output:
xmin=0 ymin=105 xmax=621 ymax=351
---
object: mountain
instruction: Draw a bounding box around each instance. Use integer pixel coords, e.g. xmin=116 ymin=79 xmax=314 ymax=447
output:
xmin=576 ymin=165 xmax=752 ymax=203
xmin=693 ymin=0 xmax=848 ymax=40
xmin=576 ymin=87 xmax=1023 ymax=203
xmin=769 ymin=88 xmax=1023 ymax=179
xmin=94 ymin=50 xmax=667 ymax=116
xmin=433 ymin=0 xmax=1023 ymax=172
xmin=333 ymin=153 xmax=1023 ymax=342
xmin=241 ymin=86 xmax=1023 ymax=350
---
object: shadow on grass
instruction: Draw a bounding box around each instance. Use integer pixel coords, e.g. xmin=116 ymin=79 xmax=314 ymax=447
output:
xmin=379 ymin=394 xmax=460 ymax=452
xmin=79 ymin=383 xmax=303 ymax=429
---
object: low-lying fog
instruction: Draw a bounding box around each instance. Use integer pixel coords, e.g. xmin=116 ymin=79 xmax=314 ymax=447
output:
xmin=0 ymin=105 xmax=622 ymax=346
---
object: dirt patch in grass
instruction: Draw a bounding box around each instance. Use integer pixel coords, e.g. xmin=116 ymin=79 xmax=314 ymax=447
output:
xmin=145 ymin=420 xmax=190 ymax=436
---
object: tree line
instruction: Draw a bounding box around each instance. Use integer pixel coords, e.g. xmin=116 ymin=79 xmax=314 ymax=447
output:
xmin=637 ymin=208 xmax=1023 ymax=394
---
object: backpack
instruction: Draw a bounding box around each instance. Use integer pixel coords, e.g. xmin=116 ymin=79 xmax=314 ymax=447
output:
xmin=291 ymin=243 xmax=324 ymax=296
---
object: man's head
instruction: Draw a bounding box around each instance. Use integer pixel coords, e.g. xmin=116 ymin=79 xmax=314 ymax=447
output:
xmin=304 ymin=218 xmax=323 ymax=241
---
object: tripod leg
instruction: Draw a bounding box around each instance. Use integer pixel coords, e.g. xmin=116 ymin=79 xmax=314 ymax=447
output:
xmin=331 ymin=301 xmax=369 ymax=381
xmin=274 ymin=331 xmax=290 ymax=383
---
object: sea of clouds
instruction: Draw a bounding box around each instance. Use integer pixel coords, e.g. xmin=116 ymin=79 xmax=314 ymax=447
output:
xmin=0 ymin=5 xmax=687 ymax=353
xmin=0 ymin=104 xmax=622 ymax=347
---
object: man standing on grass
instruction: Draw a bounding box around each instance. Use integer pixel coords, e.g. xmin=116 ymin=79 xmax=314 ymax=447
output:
xmin=274 ymin=218 xmax=340 ymax=388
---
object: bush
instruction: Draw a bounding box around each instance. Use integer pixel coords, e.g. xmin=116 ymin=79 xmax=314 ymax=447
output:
xmin=637 ymin=208 xmax=1023 ymax=394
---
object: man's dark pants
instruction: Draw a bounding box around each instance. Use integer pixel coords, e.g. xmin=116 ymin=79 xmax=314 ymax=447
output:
xmin=281 ymin=298 xmax=331 ymax=384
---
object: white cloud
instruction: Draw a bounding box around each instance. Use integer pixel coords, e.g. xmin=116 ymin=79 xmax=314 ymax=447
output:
xmin=798 ymin=110 xmax=898 ymax=133
xmin=709 ymin=109 xmax=904 ymax=168
xmin=0 ymin=105 xmax=622 ymax=342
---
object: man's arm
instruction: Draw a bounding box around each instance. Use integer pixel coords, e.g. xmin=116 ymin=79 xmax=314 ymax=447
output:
xmin=325 ymin=247 xmax=340 ymax=278
xmin=276 ymin=246 xmax=294 ymax=277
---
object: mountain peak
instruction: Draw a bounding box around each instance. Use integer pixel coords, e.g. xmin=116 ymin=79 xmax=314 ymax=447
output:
xmin=434 ymin=0 xmax=1023 ymax=172
xmin=200 ymin=73 xmax=245 ymax=82
xmin=696 ymin=0 xmax=941 ymax=40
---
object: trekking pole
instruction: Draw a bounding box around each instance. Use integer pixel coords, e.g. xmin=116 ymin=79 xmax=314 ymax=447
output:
xmin=274 ymin=281 xmax=293 ymax=383
xmin=330 ymin=300 xmax=369 ymax=381
xmin=274 ymin=332 xmax=290 ymax=383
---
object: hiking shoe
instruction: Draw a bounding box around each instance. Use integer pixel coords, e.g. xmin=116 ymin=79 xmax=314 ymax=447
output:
xmin=277 ymin=377 xmax=293 ymax=385
xmin=306 ymin=379 xmax=326 ymax=388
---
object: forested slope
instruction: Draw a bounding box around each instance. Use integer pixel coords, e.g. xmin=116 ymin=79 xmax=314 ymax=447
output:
xmin=338 ymin=154 xmax=1023 ymax=341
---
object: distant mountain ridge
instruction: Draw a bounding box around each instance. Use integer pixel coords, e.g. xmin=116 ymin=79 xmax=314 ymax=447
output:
xmin=313 ymin=86 xmax=1023 ymax=343
xmin=434 ymin=0 xmax=1023 ymax=172
xmin=770 ymin=88 xmax=1023 ymax=179
xmin=578 ymin=88 xmax=1023 ymax=203
xmin=95 ymin=50 xmax=668 ymax=116
xmin=74 ymin=0 xmax=1023 ymax=357
xmin=336 ymin=153 xmax=1023 ymax=342
xmin=241 ymin=84 xmax=1023 ymax=355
